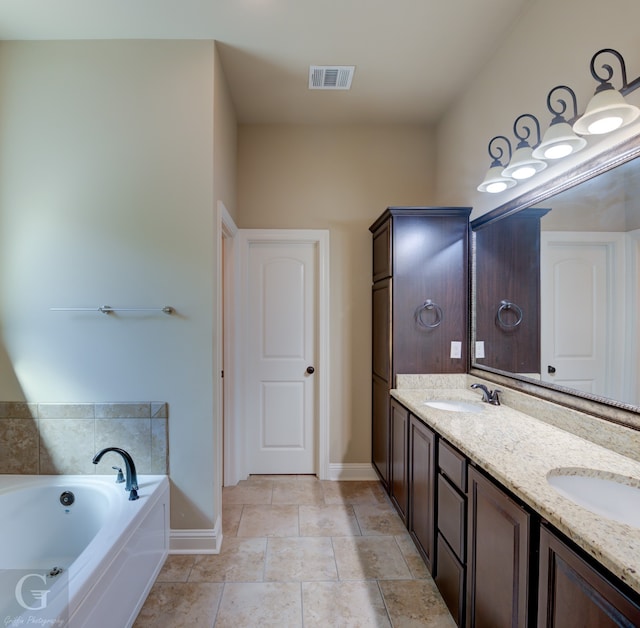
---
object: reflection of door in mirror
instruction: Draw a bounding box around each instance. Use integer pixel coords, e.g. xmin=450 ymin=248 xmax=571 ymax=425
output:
xmin=474 ymin=208 xmax=549 ymax=375
xmin=540 ymin=233 xmax=625 ymax=399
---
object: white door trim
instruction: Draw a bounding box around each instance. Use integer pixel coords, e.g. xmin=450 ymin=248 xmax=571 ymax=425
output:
xmin=217 ymin=202 xmax=240 ymax=491
xmin=236 ymin=229 xmax=330 ymax=482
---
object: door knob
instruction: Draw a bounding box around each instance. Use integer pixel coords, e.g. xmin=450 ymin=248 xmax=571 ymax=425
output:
xmin=306 ymin=366 xmax=315 ymax=374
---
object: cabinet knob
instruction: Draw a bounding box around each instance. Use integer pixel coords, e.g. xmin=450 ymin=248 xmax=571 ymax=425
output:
xmin=306 ymin=366 xmax=315 ymax=374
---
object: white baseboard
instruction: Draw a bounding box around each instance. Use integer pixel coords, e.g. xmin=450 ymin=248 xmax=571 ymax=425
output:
xmin=328 ymin=462 xmax=378 ymax=481
xmin=170 ymin=516 xmax=222 ymax=554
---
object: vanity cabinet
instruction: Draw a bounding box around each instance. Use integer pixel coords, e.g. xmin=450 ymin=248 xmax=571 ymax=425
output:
xmin=385 ymin=398 xmax=640 ymax=627
xmin=467 ymin=466 xmax=531 ymax=628
xmin=370 ymin=206 xmax=471 ymax=486
xmin=538 ymin=524 xmax=640 ymax=627
xmin=408 ymin=414 xmax=436 ymax=571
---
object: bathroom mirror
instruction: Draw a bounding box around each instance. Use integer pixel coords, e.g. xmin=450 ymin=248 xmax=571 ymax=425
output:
xmin=471 ymin=135 xmax=640 ymax=422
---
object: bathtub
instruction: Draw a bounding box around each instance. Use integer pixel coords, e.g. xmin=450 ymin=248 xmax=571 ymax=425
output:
xmin=0 ymin=474 xmax=169 ymax=627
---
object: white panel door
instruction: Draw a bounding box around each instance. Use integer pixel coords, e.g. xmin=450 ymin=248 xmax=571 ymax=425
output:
xmin=246 ymin=239 xmax=317 ymax=474
xmin=541 ymin=233 xmax=624 ymax=398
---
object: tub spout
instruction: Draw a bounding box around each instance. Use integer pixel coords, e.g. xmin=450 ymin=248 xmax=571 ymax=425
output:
xmin=93 ymin=447 xmax=139 ymax=500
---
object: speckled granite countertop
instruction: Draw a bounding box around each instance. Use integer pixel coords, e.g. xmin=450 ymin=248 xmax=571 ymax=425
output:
xmin=391 ymin=387 xmax=640 ymax=593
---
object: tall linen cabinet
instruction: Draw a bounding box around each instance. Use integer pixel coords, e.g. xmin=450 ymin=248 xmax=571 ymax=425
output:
xmin=370 ymin=207 xmax=471 ymax=488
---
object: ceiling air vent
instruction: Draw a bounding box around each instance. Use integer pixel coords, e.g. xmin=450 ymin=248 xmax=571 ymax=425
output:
xmin=309 ymin=65 xmax=355 ymax=90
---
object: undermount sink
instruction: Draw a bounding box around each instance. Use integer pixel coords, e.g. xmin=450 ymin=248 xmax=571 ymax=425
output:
xmin=423 ymin=400 xmax=484 ymax=414
xmin=547 ymin=469 xmax=640 ymax=527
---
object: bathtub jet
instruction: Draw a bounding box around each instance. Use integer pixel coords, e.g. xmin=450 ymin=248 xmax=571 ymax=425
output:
xmin=92 ymin=447 xmax=139 ymax=500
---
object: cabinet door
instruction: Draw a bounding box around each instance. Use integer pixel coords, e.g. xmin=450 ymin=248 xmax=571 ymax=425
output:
xmin=389 ymin=398 xmax=409 ymax=522
xmin=371 ymin=377 xmax=389 ymax=486
xmin=467 ymin=467 xmax=530 ymax=628
xmin=372 ymin=219 xmax=392 ymax=282
xmin=538 ymin=525 xmax=640 ymax=628
xmin=409 ymin=415 xmax=436 ymax=571
xmin=372 ymin=279 xmax=391 ymax=383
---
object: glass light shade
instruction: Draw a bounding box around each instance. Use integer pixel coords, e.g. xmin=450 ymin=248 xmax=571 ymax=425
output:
xmin=531 ymin=122 xmax=588 ymax=160
xmin=573 ymin=88 xmax=640 ymax=135
xmin=477 ymin=165 xmax=517 ymax=193
xmin=501 ymin=146 xmax=547 ymax=180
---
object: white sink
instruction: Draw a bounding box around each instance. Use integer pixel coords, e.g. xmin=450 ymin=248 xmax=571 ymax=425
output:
xmin=547 ymin=469 xmax=640 ymax=527
xmin=423 ymin=400 xmax=484 ymax=414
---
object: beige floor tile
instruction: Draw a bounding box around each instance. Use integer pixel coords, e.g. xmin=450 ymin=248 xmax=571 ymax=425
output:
xmin=222 ymin=483 xmax=272 ymax=505
xmin=272 ymin=477 xmax=325 ymax=505
xmin=299 ymin=503 xmax=361 ymax=536
xmin=189 ymin=537 xmax=267 ymax=582
xmin=353 ymin=501 xmax=408 ymax=535
xmin=236 ymin=504 xmax=299 ymax=537
xmin=138 ymin=478 xmax=456 ymax=627
xmin=221 ymin=503 xmax=243 ymax=537
xmin=155 ymin=554 xmax=197 ymax=582
xmin=133 ymin=581 xmax=222 ymax=628
xmin=332 ymin=536 xmax=413 ymax=580
xmin=264 ymin=537 xmax=338 ymax=581
xmin=302 ymin=580 xmax=391 ymax=627
xmin=379 ymin=579 xmax=457 ymax=627
xmin=395 ymin=534 xmax=430 ymax=579
xmin=215 ymin=582 xmax=302 ymax=627
xmin=321 ymin=480 xmax=383 ymax=505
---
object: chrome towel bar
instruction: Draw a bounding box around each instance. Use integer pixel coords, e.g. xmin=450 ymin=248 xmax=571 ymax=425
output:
xmin=50 ymin=305 xmax=174 ymax=315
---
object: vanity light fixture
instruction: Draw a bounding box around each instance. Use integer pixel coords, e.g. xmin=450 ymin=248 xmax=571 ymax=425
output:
xmin=573 ymin=48 xmax=640 ymax=135
xmin=501 ymin=114 xmax=547 ymax=180
xmin=477 ymin=135 xmax=517 ymax=193
xmin=532 ymin=86 xmax=587 ymax=160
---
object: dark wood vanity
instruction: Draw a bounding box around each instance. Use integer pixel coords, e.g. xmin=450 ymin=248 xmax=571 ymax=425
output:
xmin=370 ymin=207 xmax=471 ymax=489
xmin=383 ymin=394 xmax=640 ymax=627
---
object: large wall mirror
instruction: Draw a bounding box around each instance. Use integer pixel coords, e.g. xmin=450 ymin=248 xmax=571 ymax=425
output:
xmin=471 ymin=135 xmax=640 ymax=425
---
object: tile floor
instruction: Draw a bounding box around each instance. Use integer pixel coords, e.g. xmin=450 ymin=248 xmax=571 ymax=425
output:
xmin=134 ymin=475 xmax=456 ymax=627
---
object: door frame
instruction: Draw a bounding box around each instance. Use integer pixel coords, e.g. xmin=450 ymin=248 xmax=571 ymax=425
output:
xmin=228 ymin=229 xmax=330 ymax=484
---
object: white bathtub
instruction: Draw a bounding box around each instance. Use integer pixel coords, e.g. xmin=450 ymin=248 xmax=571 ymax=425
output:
xmin=0 ymin=474 xmax=169 ymax=627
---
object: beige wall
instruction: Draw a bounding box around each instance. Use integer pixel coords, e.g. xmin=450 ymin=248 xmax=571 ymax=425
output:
xmin=435 ymin=0 xmax=640 ymax=218
xmin=0 ymin=40 xmax=237 ymax=531
xmin=236 ymin=124 xmax=436 ymax=464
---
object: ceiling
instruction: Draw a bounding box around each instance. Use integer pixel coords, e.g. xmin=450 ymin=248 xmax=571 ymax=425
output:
xmin=0 ymin=0 xmax=533 ymax=124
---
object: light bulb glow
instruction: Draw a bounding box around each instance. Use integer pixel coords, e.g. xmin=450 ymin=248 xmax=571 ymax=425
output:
xmin=543 ymin=143 xmax=574 ymax=159
xmin=511 ymin=166 xmax=537 ymax=180
xmin=486 ymin=181 xmax=508 ymax=193
xmin=587 ymin=115 xmax=623 ymax=135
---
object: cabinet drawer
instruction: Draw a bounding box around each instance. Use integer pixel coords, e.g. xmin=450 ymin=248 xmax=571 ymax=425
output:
xmin=437 ymin=474 xmax=466 ymax=561
xmin=435 ymin=532 xmax=465 ymax=626
xmin=439 ymin=440 xmax=466 ymax=492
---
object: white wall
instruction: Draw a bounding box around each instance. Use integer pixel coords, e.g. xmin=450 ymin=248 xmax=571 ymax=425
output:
xmin=436 ymin=0 xmax=640 ymax=217
xmin=0 ymin=40 xmax=237 ymax=530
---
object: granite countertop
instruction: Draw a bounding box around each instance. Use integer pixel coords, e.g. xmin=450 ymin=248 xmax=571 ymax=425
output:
xmin=391 ymin=387 xmax=640 ymax=593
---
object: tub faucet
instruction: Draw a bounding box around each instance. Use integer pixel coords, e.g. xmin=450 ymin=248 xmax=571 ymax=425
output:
xmin=93 ymin=447 xmax=139 ymax=500
xmin=471 ymin=383 xmax=501 ymax=406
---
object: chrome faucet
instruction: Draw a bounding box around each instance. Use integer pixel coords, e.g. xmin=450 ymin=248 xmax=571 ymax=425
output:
xmin=93 ymin=447 xmax=139 ymax=500
xmin=470 ymin=383 xmax=501 ymax=406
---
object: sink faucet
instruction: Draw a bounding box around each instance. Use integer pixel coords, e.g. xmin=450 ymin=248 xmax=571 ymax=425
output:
xmin=470 ymin=383 xmax=501 ymax=406
xmin=93 ymin=447 xmax=139 ymax=500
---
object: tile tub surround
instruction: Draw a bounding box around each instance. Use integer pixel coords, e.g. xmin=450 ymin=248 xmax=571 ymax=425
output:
xmin=0 ymin=401 xmax=168 ymax=475
xmin=391 ymin=386 xmax=640 ymax=594
xmin=134 ymin=476 xmax=456 ymax=627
